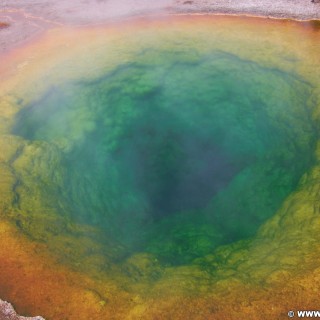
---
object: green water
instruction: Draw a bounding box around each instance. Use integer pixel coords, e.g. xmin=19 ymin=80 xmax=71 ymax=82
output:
xmin=13 ymin=50 xmax=317 ymax=265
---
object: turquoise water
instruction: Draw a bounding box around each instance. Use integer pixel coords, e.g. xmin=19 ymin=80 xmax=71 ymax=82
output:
xmin=13 ymin=50 xmax=317 ymax=265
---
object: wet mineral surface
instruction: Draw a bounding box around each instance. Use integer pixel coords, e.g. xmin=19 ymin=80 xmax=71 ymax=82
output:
xmin=0 ymin=15 xmax=320 ymax=320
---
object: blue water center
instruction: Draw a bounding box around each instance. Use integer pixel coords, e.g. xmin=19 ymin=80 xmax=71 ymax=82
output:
xmin=12 ymin=50 xmax=317 ymax=264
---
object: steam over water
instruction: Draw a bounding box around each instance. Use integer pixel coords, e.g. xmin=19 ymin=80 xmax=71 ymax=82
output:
xmin=13 ymin=50 xmax=317 ymax=264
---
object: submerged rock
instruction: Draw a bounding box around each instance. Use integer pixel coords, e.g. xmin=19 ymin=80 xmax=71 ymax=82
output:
xmin=0 ymin=300 xmax=45 ymax=320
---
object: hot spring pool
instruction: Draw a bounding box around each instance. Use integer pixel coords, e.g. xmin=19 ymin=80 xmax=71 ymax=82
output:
xmin=11 ymin=48 xmax=317 ymax=265
xmin=0 ymin=15 xmax=320 ymax=320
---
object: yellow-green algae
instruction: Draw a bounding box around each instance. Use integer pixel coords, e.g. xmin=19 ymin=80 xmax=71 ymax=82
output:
xmin=0 ymin=16 xmax=320 ymax=320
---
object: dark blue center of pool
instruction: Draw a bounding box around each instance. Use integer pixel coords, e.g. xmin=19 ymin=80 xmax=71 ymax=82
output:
xmin=13 ymin=51 xmax=317 ymax=264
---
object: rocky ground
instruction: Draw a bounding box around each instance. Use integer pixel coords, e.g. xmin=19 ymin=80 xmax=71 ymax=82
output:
xmin=0 ymin=300 xmax=44 ymax=320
